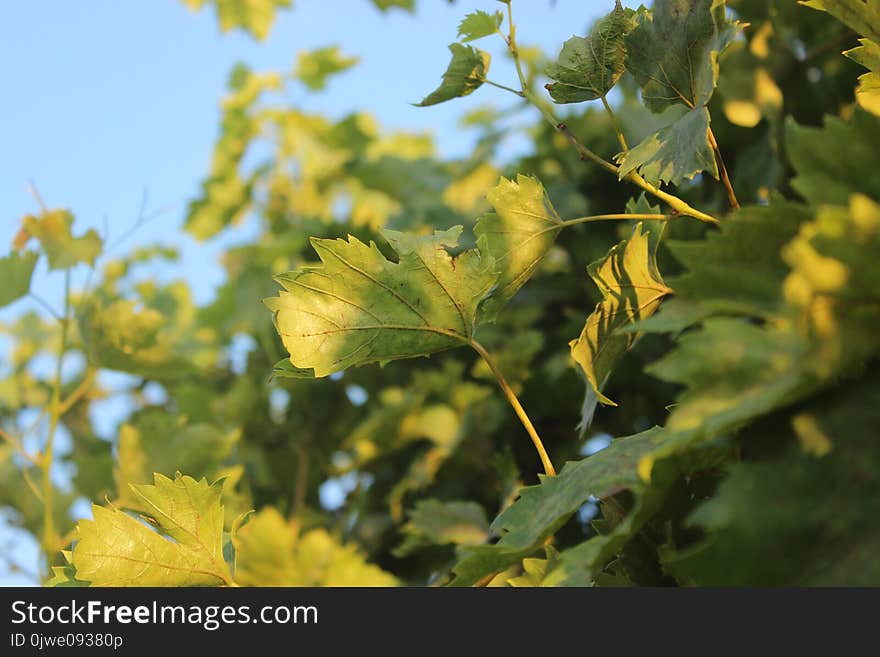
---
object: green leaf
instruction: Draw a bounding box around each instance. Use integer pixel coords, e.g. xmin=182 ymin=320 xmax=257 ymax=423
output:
xmin=265 ymin=227 xmax=497 ymax=377
xmin=785 ymin=110 xmax=880 ymax=206
xmin=450 ymin=427 xmax=668 ymax=586
xmin=457 ymin=10 xmax=503 ymax=43
xmin=570 ymin=223 xmax=672 ymax=409
xmin=20 ymin=210 xmax=102 ymax=271
xmin=48 ymin=552 xmax=89 ymax=587
xmin=0 ymin=251 xmax=38 ymax=308
xmin=294 ymin=45 xmax=359 ymax=91
xmin=617 ymin=106 xmax=718 ymax=185
xmin=658 ymin=202 xmax=812 ymax=320
xmin=625 ymin=0 xmax=740 ymax=112
xmin=543 ymin=491 xmax=664 ymax=586
xmin=114 ymin=411 xmax=240 ymax=508
xmin=72 ymin=473 xmax=233 ymax=586
xmin=545 ymin=0 xmax=636 ymax=103
xmin=799 ymin=0 xmax=880 ymax=43
xmin=474 ymin=175 xmax=563 ymax=321
xmin=233 ymin=507 xmax=398 ymax=585
xmin=665 ymin=376 xmax=880 ymax=585
xmin=415 ymin=43 xmax=491 ymax=107
xmin=270 ymin=358 xmax=316 ymax=379
xmin=394 ymin=499 xmax=489 ymax=557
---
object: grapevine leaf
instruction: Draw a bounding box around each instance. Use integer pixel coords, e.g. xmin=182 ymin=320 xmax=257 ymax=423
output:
xmin=545 ymin=0 xmax=636 ymax=103
xmin=570 ymin=223 xmax=672 ymax=411
xmin=415 ymin=43 xmax=491 ymax=107
xmin=182 ymin=0 xmax=292 ymax=40
xmin=543 ymin=491 xmax=665 ymax=586
xmin=474 ymin=175 xmax=564 ymax=321
xmin=265 ymin=227 xmax=497 ymax=377
xmin=785 ymin=110 xmax=880 ymax=206
xmin=617 ymin=106 xmax=718 ymax=185
xmin=19 ymin=210 xmax=102 ymax=271
xmin=48 ymin=552 xmax=89 ymax=587
xmin=394 ymin=499 xmax=489 ymax=557
xmin=294 ymin=46 xmax=359 ymax=91
xmin=643 ymin=318 xmax=815 ymax=471
xmin=233 ymin=507 xmax=398 ymax=585
xmin=371 ymin=0 xmax=414 ymax=10
xmin=625 ymin=0 xmax=740 ymax=112
xmin=457 ymin=10 xmax=503 ymax=43
xmin=799 ymin=0 xmax=880 ymax=43
xmin=781 ymin=194 xmax=880 ymax=373
xmin=450 ymin=427 xmax=668 ymax=586
xmin=270 ymin=358 xmax=316 ymax=379
xmin=845 ymin=39 xmax=880 ymax=116
xmin=72 ymin=473 xmax=232 ymax=586
xmin=664 ymin=376 xmax=880 ymax=585
xmin=0 ymin=251 xmax=38 ymax=308
xmin=653 ymin=202 xmax=812 ymax=322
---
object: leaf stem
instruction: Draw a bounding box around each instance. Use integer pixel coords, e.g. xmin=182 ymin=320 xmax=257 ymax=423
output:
xmin=469 ymin=338 xmax=556 ymax=477
xmin=496 ymin=1 xmax=720 ymax=226
xmin=42 ymin=269 xmax=71 ymax=570
xmin=707 ymin=126 xmax=740 ymax=209
xmin=484 ymin=79 xmax=525 ymax=97
xmin=562 ymin=213 xmax=673 ymax=228
xmin=601 ymin=94 xmax=629 ymax=152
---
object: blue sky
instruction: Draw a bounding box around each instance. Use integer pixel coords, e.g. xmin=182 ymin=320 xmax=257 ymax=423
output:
xmin=0 ymin=0 xmax=610 ymax=585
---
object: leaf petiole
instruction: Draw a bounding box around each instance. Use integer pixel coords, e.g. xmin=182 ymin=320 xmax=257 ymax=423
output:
xmin=469 ymin=338 xmax=556 ymax=477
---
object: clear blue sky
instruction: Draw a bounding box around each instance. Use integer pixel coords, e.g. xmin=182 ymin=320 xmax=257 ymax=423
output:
xmin=0 ymin=0 xmax=610 ymax=585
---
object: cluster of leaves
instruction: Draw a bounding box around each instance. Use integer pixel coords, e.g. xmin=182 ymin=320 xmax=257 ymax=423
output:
xmin=2 ymin=0 xmax=878 ymax=587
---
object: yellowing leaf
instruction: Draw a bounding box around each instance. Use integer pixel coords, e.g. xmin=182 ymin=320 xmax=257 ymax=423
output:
xmin=570 ymin=223 xmax=672 ymax=408
xmin=416 ymin=43 xmax=490 ymax=107
xmin=233 ymin=507 xmax=398 ymax=585
xmin=474 ymin=175 xmax=564 ymax=320
xmin=19 ymin=210 xmax=102 ymax=271
xmin=72 ymin=474 xmax=233 ymax=586
xmin=183 ymin=0 xmax=293 ymax=41
xmin=294 ymin=45 xmax=359 ymax=91
xmin=265 ymin=227 xmax=497 ymax=377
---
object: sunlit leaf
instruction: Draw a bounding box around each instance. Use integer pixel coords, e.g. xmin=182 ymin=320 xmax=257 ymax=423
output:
xmin=474 ymin=175 xmax=563 ymax=320
xmin=265 ymin=227 xmax=497 ymax=377
xmin=19 ymin=210 xmax=102 ymax=271
xmin=570 ymin=223 xmax=671 ymax=409
xmin=73 ymin=474 xmax=233 ymax=586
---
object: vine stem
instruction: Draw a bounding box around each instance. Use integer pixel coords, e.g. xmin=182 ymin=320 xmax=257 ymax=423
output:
xmin=497 ymin=1 xmax=719 ymax=226
xmin=707 ymin=126 xmax=740 ymax=209
xmin=469 ymin=338 xmax=556 ymax=477
xmin=42 ymin=269 xmax=71 ymax=570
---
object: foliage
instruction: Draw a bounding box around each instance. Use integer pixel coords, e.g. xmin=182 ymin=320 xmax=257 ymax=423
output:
xmin=2 ymin=0 xmax=878 ymax=588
